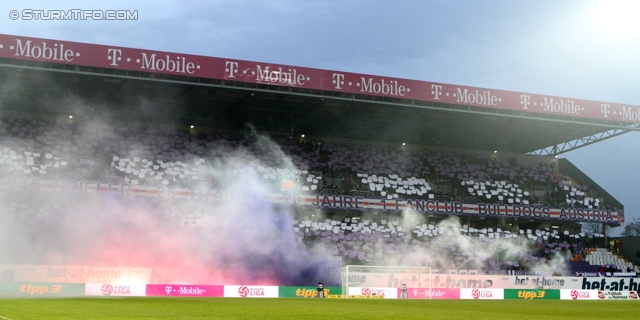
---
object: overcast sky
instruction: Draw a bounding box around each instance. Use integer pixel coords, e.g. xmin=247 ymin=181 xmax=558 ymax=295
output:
xmin=1 ymin=0 xmax=638 ymax=234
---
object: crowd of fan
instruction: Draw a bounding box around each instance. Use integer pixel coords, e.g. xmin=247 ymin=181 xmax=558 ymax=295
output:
xmin=293 ymin=216 xmax=600 ymax=276
xmin=0 ymin=111 xmax=631 ymax=276
xmin=2 ymin=191 xmax=622 ymax=276
xmin=0 ymin=115 xmax=605 ymax=210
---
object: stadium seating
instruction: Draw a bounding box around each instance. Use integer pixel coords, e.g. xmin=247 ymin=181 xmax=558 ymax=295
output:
xmin=0 ymin=114 xmax=607 ymax=210
xmin=292 ymin=217 xmax=594 ymax=275
xmin=584 ymin=247 xmax=634 ymax=271
xmin=2 ymin=114 xmax=633 ymax=276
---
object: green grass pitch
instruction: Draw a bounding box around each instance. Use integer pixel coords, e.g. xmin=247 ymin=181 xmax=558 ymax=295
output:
xmin=0 ymin=298 xmax=637 ymax=319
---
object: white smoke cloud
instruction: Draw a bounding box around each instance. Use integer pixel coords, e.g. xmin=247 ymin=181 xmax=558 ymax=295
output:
xmin=0 ymin=112 xmax=339 ymax=286
xmin=366 ymin=210 xmax=571 ymax=276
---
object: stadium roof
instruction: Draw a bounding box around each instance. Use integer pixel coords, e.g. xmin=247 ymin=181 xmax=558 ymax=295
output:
xmin=1 ymin=33 xmax=638 ymax=154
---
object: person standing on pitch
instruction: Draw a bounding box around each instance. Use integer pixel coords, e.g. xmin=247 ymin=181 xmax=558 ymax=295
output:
xmin=401 ymin=283 xmax=408 ymax=299
xmin=316 ymin=283 xmax=325 ymax=298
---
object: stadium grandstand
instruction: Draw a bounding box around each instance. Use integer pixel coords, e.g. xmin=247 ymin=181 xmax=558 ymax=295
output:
xmin=0 ymin=33 xmax=638 ymax=288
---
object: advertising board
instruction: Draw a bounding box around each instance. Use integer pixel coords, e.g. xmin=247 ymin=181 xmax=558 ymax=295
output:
xmin=347 ymin=287 xmax=398 ymax=299
xmin=596 ymin=291 xmax=639 ymax=300
xmin=85 ymin=283 xmax=146 ymax=297
xmin=0 ymin=264 xmax=276 ymax=285
xmin=224 ymin=285 xmax=279 ymax=298
xmin=559 ymin=289 xmax=598 ymax=300
xmin=278 ymin=286 xmax=341 ymax=298
xmin=146 ymin=284 xmax=224 ymax=297
xmin=0 ymin=282 xmax=85 ymax=297
xmin=460 ymin=288 xmax=504 ymax=300
xmin=504 ymin=289 xmax=560 ymax=300
xmin=403 ymin=288 xmax=460 ymax=299
xmin=1 ymin=33 xmax=638 ymax=125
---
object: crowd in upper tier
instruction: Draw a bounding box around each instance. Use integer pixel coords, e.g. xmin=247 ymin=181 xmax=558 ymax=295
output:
xmin=0 ymin=114 xmax=610 ymax=210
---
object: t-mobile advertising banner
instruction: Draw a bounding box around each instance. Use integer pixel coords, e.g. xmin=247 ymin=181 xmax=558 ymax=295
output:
xmin=404 ymin=288 xmax=460 ymax=299
xmin=1 ymin=33 xmax=638 ymax=124
xmin=146 ymin=284 xmax=224 ymax=297
xmin=224 ymin=285 xmax=279 ymax=298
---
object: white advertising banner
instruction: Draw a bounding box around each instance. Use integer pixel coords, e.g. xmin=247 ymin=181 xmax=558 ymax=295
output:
xmin=0 ymin=264 xmax=276 ymax=285
xmin=559 ymin=289 xmax=598 ymax=300
xmin=0 ymin=264 xmax=139 ymax=284
xmin=223 ymin=285 xmax=279 ymax=298
xmin=85 ymin=283 xmax=146 ymax=297
xmin=345 ymin=271 xmax=640 ymax=291
xmin=460 ymin=288 xmax=504 ymax=300
xmin=596 ymin=291 xmax=639 ymax=300
xmin=348 ymin=287 xmax=398 ymax=299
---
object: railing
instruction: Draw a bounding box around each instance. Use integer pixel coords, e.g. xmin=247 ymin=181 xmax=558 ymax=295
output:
xmin=463 ymin=197 xmax=481 ymax=203
xmin=432 ymin=179 xmax=452 ymax=194
xmin=319 ymin=188 xmax=342 ymax=195
xmin=527 ymin=185 xmax=549 ymax=201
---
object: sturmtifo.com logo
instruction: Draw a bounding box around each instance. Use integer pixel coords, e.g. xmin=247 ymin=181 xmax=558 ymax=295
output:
xmin=9 ymin=9 xmax=138 ymax=21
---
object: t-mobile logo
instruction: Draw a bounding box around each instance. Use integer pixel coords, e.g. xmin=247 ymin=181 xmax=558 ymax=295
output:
xmin=164 ymin=286 xmax=172 ymax=294
xmin=107 ymin=48 xmax=122 ymax=66
xmin=600 ymin=104 xmax=610 ymax=118
xmin=520 ymin=95 xmax=531 ymax=109
xmin=431 ymin=84 xmax=443 ymax=100
xmin=332 ymin=73 xmax=345 ymax=89
xmin=225 ymin=61 xmax=239 ymax=78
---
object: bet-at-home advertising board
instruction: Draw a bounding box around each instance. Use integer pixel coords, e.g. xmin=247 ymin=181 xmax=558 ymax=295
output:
xmin=345 ymin=271 xmax=640 ymax=291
